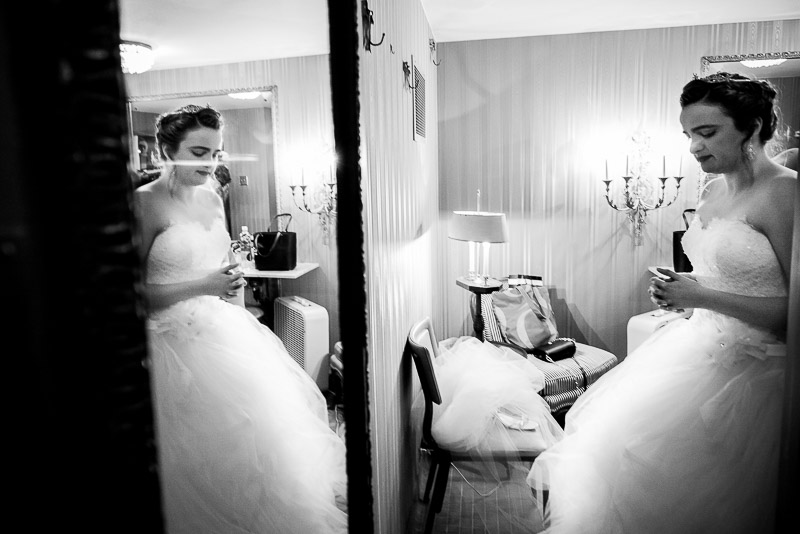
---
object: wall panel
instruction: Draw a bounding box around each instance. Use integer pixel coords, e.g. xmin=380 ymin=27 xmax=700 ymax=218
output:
xmin=357 ymin=0 xmax=439 ymax=532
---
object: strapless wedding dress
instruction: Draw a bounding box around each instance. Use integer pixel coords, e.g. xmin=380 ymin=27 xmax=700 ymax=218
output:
xmin=145 ymin=219 xmax=347 ymax=534
xmin=527 ymin=217 xmax=787 ymax=534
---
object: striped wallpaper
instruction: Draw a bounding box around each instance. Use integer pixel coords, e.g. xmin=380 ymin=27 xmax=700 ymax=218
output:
xmin=357 ymin=0 xmax=440 ymax=532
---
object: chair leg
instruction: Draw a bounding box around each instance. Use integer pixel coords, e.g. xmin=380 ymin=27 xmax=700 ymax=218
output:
xmin=422 ymin=457 xmax=436 ymax=503
xmin=424 ymin=458 xmax=451 ymax=534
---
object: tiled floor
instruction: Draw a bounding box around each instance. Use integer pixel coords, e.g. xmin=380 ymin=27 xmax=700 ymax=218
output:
xmin=409 ymin=455 xmax=545 ymax=534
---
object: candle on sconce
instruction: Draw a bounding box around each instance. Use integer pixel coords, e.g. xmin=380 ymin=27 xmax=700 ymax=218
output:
xmin=301 ymin=169 xmax=305 ymax=186
xmin=662 ymin=155 xmax=666 ymax=177
xmin=605 ymin=159 xmax=609 ymax=181
xmin=678 ymin=155 xmax=683 ymax=176
xmin=625 ymin=156 xmax=629 ymax=176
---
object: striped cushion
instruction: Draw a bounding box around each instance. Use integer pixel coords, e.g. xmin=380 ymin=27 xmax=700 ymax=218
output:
xmin=480 ymin=292 xmax=505 ymax=343
xmin=526 ymin=343 xmax=618 ymax=412
xmin=478 ymin=294 xmax=618 ymax=413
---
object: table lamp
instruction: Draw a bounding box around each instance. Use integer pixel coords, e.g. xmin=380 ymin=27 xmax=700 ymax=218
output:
xmin=448 ymin=209 xmax=508 ymax=285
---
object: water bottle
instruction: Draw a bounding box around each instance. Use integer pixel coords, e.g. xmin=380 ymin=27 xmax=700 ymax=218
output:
xmin=238 ymin=225 xmax=255 ymax=265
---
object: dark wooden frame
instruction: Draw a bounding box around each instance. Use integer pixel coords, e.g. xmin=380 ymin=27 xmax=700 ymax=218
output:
xmin=2 ymin=1 xmax=163 ymax=532
xmin=328 ymin=1 xmax=375 ymax=532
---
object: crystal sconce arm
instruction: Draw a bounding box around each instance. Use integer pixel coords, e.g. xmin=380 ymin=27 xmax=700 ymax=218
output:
xmin=603 ymin=145 xmax=684 ymax=245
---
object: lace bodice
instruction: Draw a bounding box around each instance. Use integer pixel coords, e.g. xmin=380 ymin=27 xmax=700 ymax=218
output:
xmin=682 ymin=217 xmax=786 ymax=298
xmin=681 ymin=216 xmax=787 ymax=362
xmin=146 ymin=218 xmax=231 ymax=285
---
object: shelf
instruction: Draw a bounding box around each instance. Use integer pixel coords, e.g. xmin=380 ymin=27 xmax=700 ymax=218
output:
xmin=240 ymin=262 xmax=319 ymax=279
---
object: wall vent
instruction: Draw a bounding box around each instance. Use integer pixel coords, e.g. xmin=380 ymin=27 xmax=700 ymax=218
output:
xmin=413 ymin=64 xmax=426 ymax=140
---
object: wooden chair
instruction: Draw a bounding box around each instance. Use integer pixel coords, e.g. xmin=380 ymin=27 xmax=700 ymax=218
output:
xmin=405 ymin=317 xmax=549 ymax=534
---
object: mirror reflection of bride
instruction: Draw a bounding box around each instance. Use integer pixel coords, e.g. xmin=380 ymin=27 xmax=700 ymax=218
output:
xmin=135 ymin=104 xmax=348 ymax=533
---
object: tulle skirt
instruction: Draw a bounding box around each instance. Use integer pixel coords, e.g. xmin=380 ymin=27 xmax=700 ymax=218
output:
xmin=427 ymin=337 xmax=564 ymax=451
xmin=526 ymin=310 xmax=785 ymax=534
xmin=412 ymin=337 xmax=565 ymax=533
xmin=147 ymin=296 xmax=347 ymax=534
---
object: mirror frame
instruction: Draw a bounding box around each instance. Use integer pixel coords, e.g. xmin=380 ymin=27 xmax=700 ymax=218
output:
xmin=701 ymin=51 xmax=800 ymax=75
xmin=328 ymin=0 xmax=374 ymax=532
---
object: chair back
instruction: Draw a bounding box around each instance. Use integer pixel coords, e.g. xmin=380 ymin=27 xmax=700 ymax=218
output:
xmin=405 ymin=317 xmax=443 ymax=447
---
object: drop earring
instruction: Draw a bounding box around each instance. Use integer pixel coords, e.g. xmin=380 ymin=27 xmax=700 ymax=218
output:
xmin=746 ymin=142 xmax=756 ymax=161
xmin=167 ymin=165 xmax=178 ymax=194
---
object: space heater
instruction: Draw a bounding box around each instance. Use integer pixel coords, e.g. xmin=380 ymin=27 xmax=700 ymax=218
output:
xmin=273 ymin=295 xmax=330 ymax=391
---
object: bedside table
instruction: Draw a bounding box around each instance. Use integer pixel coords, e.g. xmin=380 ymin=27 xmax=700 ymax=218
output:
xmin=456 ymin=276 xmax=503 ymax=340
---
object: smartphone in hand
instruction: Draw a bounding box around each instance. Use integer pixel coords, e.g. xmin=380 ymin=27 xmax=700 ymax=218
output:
xmin=648 ymin=266 xmax=672 ymax=280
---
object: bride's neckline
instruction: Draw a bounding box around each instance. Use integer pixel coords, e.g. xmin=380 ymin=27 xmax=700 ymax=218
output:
xmin=151 ymin=219 xmax=225 ymax=247
xmin=163 ymin=217 xmax=224 ymax=232
xmin=695 ymin=214 xmax=749 ymax=230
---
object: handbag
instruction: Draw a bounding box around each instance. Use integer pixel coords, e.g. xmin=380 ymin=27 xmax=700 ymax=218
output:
xmin=530 ymin=337 xmax=576 ymax=362
xmin=673 ymin=209 xmax=695 ymax=272
xmin=253 ymin=213 xmax=297 ymax=271
xmin=490 ymin=282 xmax=558 ymax=349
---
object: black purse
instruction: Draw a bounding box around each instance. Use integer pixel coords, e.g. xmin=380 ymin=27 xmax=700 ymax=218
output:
xmin=673 ymin=209 xmax=695 ymax=272
xmin=531 ymin=337 xmax=576 ymax=362
xmin=253 ymin=213 xmax=297 ymax=271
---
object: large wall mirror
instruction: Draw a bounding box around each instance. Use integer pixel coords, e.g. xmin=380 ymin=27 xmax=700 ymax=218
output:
xmin=120 ymin=0 xmax=371 ymax=531
xmin=702 ymin=51 xmax=800 ymax=158
xmin=127 ymin=87 xmax=278 ymax=236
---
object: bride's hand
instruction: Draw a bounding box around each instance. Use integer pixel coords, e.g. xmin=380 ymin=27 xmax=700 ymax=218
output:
xmin=648 ymin=267 xmax=699 ymax=311
xmin=208 ymin=263 xmax=247 ymax=300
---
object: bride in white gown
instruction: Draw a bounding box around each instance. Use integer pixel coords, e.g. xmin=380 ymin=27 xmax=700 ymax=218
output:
xmin=134 ymin=104 xmax=347 ymax=534
xmin=527 ymin=73 xmax=796 ymax=533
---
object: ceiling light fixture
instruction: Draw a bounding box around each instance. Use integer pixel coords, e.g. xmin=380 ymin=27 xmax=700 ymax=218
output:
xmin=120 ymin=40 xmax=154 ymax=74
xmin=228 ymin=92 xmax=263 ymax=100
xmin=740 ymin=58 xmax=786 ymax=68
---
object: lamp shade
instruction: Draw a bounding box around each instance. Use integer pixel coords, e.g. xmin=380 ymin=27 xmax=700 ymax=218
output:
xmin=448 ymin=211 xmax=509 ymax=243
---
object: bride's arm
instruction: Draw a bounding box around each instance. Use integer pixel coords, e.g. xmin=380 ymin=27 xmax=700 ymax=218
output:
xmin=651 ymin=275 xmax=788 ymax=331
xmin=143 ymin=265 xmax=245 ymax=311
xmin=225 ymin=247 xmax=246 ymax=309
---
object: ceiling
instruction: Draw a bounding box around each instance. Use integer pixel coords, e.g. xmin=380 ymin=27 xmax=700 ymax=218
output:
xmin=119 ymin=1 xmax=800 ymax=72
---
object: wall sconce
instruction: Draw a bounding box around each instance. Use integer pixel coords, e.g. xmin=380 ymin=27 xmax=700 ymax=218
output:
xmin=603 ymin=132 xmax=684 ymax=246
xmin=448 ymin=190 xmax=509 ymax=285
xmin=289 ymin=149 xmax=338 ymax=245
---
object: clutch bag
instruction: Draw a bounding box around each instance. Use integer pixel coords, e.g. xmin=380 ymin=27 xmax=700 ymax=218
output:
xmin=530 ymin=338 xmax=576 ymax=362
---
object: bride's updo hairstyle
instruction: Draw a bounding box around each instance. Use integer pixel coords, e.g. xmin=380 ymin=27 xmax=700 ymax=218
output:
xmin=679 ymin=72 xmax=779 ymax=145
xmin=155 ymin=104 xmax=224 ymax=161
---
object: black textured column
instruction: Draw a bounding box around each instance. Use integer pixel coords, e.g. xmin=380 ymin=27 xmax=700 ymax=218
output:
xmin=1 ymin=1 xmax=163 ymax=532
